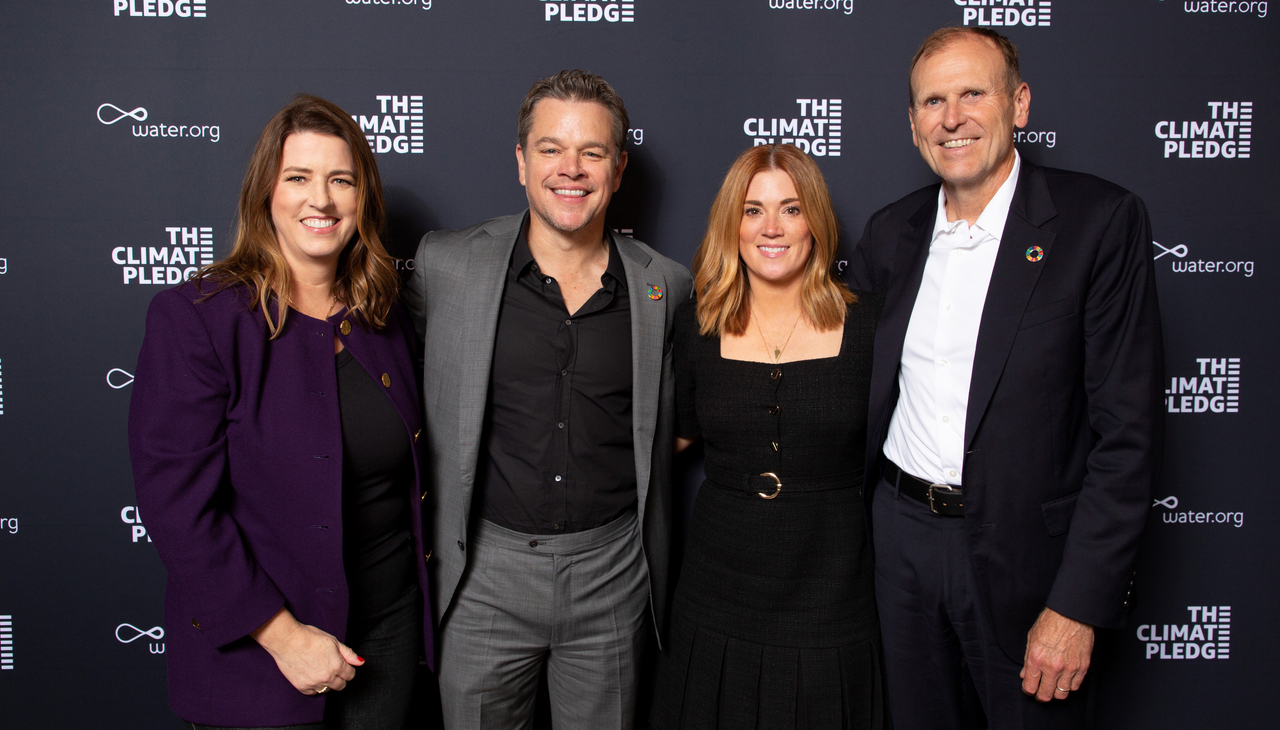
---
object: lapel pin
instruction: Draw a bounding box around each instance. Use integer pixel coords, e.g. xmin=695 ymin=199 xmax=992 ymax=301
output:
xmin=647 ymin=285 xmax=663 ymax=300
xmin=1025 ymin=246 xmax=1044 ymax=263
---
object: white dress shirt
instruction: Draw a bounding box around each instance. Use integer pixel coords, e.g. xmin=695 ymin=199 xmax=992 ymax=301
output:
xmin=883 ymin=151 xmax=1021 ymax=486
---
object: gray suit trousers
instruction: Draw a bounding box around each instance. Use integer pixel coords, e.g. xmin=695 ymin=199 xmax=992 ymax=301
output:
xmin=438 ymin=511 xmax=649 ymax=730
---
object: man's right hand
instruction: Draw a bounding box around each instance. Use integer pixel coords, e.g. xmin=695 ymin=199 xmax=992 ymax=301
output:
xmin=251 ymin=608 xmax=364 ymax=695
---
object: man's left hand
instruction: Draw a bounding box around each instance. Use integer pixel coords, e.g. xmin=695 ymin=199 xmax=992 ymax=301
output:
xmin=1020 ymin=607 xmax=1094 ymax=702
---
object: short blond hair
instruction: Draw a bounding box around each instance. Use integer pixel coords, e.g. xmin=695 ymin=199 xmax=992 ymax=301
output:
xmin=692 ymin=144 xmax=854 ymax=337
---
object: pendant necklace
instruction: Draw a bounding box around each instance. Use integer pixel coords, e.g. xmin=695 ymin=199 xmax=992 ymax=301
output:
xmin=754 ymin=309 xmax=802 ymax=363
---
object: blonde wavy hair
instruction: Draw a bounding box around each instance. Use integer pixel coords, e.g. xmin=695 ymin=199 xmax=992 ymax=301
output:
xmin=196 ymin=94 xmax=399 ymax=338
xmin=692 ymin=144 xmax=854 ymax=337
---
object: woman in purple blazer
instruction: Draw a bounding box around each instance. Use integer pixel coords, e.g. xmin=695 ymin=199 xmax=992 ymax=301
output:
xmin=129 ymin=95 xmax=433 ymax=730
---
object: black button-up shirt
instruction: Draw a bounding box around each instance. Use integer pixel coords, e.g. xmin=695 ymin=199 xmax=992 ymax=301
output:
xmin=475 ymin=221 xmax=636 ymax=535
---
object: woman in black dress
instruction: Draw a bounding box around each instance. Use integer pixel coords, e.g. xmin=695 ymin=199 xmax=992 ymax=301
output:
xmin=652 ymin=144 xmax=887 ymax=729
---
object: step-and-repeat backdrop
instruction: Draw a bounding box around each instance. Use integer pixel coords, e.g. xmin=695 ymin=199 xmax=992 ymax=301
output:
xmin=0 ymin=1 xmax=1274 ymax=727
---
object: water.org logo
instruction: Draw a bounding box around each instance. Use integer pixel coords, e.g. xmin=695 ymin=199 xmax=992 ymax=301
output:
xmin=107 ymin=367 xmax=135 ymax=390
xmin=954 ymin=0 xmax=1052 ymax=27
xmin=353 ymin=96 xmax=424 ymax=154
xmin=541 ymin=0 xmax=635 ymax=23
xmin=1013 ymin=128 xmax=1054 ymax=147
xmin=1182 ymin=1 xmax=1268 ymax=18
xmin=745 ymin=98 xmax=842 ymax=157
xmin=113 ymin=0 xmax=207 ymax=17
xmin=1155 ymin=101 xmax=1251 ymax=159
xmin=1153 ymin=240 xmax=1254 ymax=277
xmin=767 ymin=0 xmax=855 ymax=15
xmin=112 ymin=226 xmax=213 ymax=285
xmin=1152 ymin=495 xmax=1244 ymax=528
xmin=1165 ymin=357 xmax=1239 ymax=414
xmin=97 ymin=103 xmax=220 ymax=143
xmin=1137 ymin=605 xmax=1231 ymax=660
xmin=116 ymin=623 xmax=165 ymax=654
xmin=345 ymin=0 xmax=432 ymax=10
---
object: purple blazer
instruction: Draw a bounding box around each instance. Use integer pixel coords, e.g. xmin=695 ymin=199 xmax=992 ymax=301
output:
xmin=128 ymin=280 xmax=434 ymax=727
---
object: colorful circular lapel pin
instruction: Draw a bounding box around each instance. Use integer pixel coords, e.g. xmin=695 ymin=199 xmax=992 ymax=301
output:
xmin=647 ymin=285 xmax=664 ymax=300
xmin=1025 ymin=245 xmax=1044 ymax=262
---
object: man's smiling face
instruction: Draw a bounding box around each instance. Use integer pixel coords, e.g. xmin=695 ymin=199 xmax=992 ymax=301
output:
xmin=517 ymin=98 xmax=626 ymax=236
xmin=908 ymin=34 xmax=1029 ymax=194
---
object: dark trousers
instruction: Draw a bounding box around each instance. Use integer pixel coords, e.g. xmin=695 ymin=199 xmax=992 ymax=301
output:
xmin=872 ymin=476 xmax=1089 ymax=730
xmin=189 ymin=586 xmax=423 ymax=730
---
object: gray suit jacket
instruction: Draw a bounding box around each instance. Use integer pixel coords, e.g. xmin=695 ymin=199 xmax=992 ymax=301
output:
xmin=405 ymin=212 xmax=692 ymax=648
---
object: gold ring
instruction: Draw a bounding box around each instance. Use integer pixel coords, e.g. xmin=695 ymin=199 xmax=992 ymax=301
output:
xmin=317 ymin=686 xmax=330 ymax=694
xmin=1056 ymin=687 xmax=1069 ymax=693
xmin=758 ymin=472 xmax=782 ymax=500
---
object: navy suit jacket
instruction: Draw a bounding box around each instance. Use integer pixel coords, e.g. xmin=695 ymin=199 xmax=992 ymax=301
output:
xmin=849 ymin=160 xmax=1164 ymax=661
xmin=128 ymin=281 xmax=433 ymax=726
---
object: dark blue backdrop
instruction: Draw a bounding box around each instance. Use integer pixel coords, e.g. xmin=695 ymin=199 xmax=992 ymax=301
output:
xmin=1 ymin=1 xmax=1275 ymax=727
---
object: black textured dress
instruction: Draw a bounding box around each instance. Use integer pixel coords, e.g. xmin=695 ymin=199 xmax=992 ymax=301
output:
xmin=652 ymin=292 xmax=887 ymax=730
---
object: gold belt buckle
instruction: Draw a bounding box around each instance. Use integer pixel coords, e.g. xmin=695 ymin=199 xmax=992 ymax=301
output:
xmin=927 ymin=483 xmax=961 ymax=514
xmin=758 ymin=472 xmax=782 ymax=500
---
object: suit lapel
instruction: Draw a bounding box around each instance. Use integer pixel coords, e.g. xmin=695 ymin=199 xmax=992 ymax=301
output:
xmin=457 ymin=218 xmax=521 ymax=501
xmin=964 ymin=163 xmax=1058 ymax=451
xmin=869 ymin=191 xmax=938 ymax=465
xmin=616 ymin=233 xmax=663 ymax=522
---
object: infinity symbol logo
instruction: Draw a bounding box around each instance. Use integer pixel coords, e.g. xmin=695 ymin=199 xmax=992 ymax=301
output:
xmin=1153 ymin=496 xmax=1179 ymax=509
xmin=97 ymin=103 xmax=148 ymax=125
xmin=1152 ymin=241 xmax=1188 ymax=260
xmin=116 ymin=623 xmax=165 ymax=643
xmin=106 ymin=368 xmax=135 ymax=389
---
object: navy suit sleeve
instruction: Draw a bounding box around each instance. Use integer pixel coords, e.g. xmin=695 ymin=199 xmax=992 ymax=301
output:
xmin=128 ymin=291 xmax=286 ymax=648
xmin=847 ymin=218 xmax=880 ymax=291
xmin=1046 ymin=193 xmax=1164 ymax=629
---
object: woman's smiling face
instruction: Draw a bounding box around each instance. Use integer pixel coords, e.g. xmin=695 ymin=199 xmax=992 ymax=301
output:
xmin=738 ymin=168 xmax=812 ymax=288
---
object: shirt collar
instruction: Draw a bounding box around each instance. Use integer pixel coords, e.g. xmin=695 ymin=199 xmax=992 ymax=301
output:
xmin=509 ymin=215 xmax=626 ymax=290
xmin=932 ymin=149 xmax=1022 ymax=244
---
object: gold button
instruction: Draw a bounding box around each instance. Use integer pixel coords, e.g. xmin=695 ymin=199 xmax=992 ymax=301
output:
xmin=771 ymin=441 xmax=779 ymax=452
xmin=191 ymin=618 xmax=201 ymax=630
xmin=414 ymin=429 xmax=421 ymax=442
xmin=423 ymin=550 xmax=432 ymax=564
xmin=770 ymin=368 xmax=782 ymax=380
xmin=768 ymin=404 xmax=780 ymax=415
xmin=381 ymin=373 xmax=391 ymax=388
xmin=339 ymin=320 xmax=351 ymax=336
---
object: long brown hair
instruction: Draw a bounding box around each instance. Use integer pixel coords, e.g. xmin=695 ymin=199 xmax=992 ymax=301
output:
xmin=692 ymin=144 xmax=854 ymax=337
xmin=197 ymin=94 xmax=398 ymax=338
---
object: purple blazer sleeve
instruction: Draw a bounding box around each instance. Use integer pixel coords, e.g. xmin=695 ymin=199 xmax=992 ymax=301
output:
xmin=129 ymin=289 xmax=286 ymax=649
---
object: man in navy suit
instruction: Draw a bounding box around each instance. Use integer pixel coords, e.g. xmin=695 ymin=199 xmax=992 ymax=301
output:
xmin=849 ymin=27 xmax=1163 ymax=729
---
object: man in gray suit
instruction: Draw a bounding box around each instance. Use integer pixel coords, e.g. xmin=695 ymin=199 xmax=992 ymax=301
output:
xmin=406 ymin=70 xmax=692 ymax=729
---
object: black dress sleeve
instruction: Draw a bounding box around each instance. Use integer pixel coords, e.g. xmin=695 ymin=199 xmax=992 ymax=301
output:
xmin=673 ymin=299 xmax=701 ymax=440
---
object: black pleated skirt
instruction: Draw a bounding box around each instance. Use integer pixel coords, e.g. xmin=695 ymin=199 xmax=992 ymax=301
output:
xmin=650 ymin=478 xmax=888 ymax=730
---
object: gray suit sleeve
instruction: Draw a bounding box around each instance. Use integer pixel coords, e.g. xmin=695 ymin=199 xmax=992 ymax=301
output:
xmin=405 ymin=233 xmax=431 ymax=347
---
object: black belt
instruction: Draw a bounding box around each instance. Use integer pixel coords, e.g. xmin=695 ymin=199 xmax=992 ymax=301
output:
xmin=883 ymin=460 xmax=964 ymax=517
xmin=704 ymin=466 xmax=863 ymax=500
